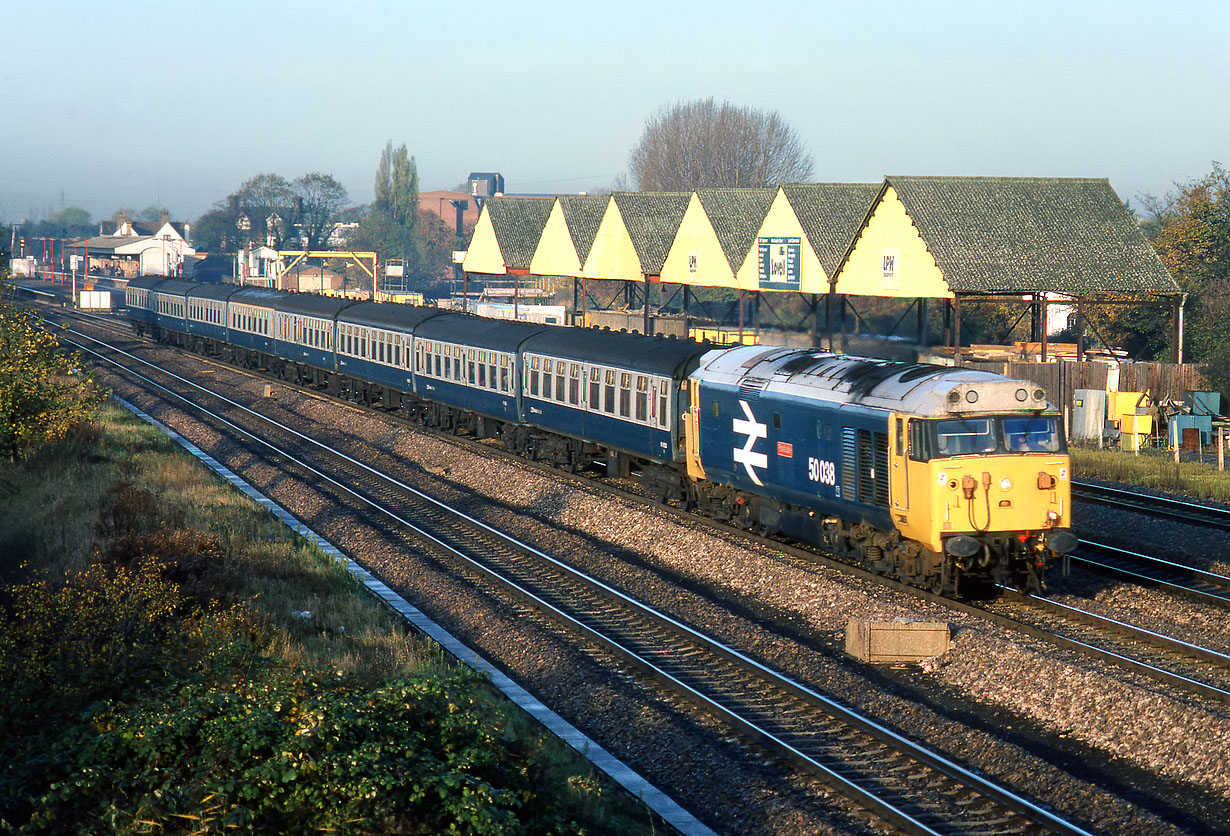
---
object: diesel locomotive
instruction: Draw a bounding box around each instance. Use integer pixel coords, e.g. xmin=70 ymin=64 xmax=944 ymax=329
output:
xmin=126 ymin=275 xmax=1076 ymax=595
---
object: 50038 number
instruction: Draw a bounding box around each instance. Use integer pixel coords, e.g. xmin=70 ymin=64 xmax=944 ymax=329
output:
xmin=807 ymin=457 xmax=836 ymax=485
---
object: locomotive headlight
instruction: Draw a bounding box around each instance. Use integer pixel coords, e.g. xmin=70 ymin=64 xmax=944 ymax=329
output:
xmin=1047 ymin=510 xmax=1059 ymax=521
xmin=1000 ymin=477 xmax=1013 ymax=491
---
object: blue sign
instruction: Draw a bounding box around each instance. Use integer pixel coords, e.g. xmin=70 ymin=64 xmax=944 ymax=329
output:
xmin=757 ymin=237 xmax=801 ymax=289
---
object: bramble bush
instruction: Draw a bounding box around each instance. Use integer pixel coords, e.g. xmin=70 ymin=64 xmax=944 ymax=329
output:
xmin=21 ymin=668 xmax=588 ymax=835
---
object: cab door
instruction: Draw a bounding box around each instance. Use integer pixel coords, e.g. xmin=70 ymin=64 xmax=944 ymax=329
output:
xmin=890 ymin=414 xmax=909 ymax=520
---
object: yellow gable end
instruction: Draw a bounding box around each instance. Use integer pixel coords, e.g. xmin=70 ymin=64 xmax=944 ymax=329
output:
xmin=529 ymin=201 xmax=583 ymax=277
xmin=660 ymin=195 xmax=737 ymax=288
xmin=583 ymin=203 xmax=644 ymax=280
xmin=835 ymin=187 xmax=952 ymax=299
xmin=461 ymin=209 xmax=507 ymax=275
xmin=734 ymin=190 xmax=827 ymax=293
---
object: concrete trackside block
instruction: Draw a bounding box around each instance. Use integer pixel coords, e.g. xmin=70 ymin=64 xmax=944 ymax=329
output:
xmin=845 ymin=618 xmax=950 ymax=664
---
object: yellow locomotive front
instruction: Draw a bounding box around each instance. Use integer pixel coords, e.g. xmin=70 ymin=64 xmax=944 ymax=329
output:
xmin=889 ymin=380 xmax=1076 ymax=593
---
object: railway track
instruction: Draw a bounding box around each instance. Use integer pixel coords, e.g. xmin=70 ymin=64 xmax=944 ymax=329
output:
xmin=1072 ymin=480 xmax=1230 ymax=530
xmin=970 ymin=592 xmax=1230 ymax=705
xmin=64 ymin=321 xmax=1102 ymax=836
xmin=1067 ymin=539 xmax=1230 ymax=606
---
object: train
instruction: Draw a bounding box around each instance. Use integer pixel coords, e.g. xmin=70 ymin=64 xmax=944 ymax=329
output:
xmin=125 ymin=275 xmax=1077 ymax=595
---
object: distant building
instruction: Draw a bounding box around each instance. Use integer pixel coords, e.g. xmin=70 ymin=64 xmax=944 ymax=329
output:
xmin=419 ymin=191 xmax=479 ymax=232
xmin=467 ymin=172 xmax=505 ymax=208
xmin=85 ymin=211 xmax=196 ymax=277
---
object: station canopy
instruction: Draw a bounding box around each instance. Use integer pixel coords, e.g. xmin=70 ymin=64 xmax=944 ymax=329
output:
xmin=834 ymin=176 xmax=1181 ymax=299
xmin=462 ymin=178 xmax=1180 ymax=302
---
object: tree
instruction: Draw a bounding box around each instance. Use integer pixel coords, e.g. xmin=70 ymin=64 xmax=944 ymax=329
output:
xmin=137 ymin=205 xmax=169 ymax=222
xmin=291 ymin=173 xmax=349 ymax=250
xmin=0 ymin=282 xmax=106 ymax=461
xmin=348 ymin=141 xmax=424 ymax=270
xmin=628 ymin=98 xmax=815 ymax=190
xmin=27 ymin=207 xmax=95 ymax=240
xmin=1104 ymin=164 xmax=1230 ymax=388
xmin=235 ymin=173 xmax=295 ymax=248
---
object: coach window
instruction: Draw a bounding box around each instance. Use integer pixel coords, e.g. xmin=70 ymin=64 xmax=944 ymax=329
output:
xmin=588 ymin=367 xmax=600 ymax=410
xmin=542 ymin=359 xmax=553 ymax=399
xmin=604 ymin=370 xmax=617 ymax=414
xmin=635 ymin=376 xmax=648 ymax=422
xmin=568 ymin=364 xmax=580 ymax=405
xmin=468 ymin=351 xmax=477 ymax=385
xmin=658 ymin=383 xmax=669 ymax=428
xmin=618 ymin=373 xmax=631 ymax=418
xmin=529 ymin=357 xmax=540 ymax=396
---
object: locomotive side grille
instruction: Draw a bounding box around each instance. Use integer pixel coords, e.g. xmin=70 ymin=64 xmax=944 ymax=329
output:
xmin=841 ymin=428 xmax=857 ymax=501
xmin=873 ymin=433 xmax=889 ymax=507
xmin=857 ymin=430 xmax=872 ymax=502
xmin=738 ymin=376 xmax=770 ymax=399
xmin=849 ymin=428 xmax=890 ymax=508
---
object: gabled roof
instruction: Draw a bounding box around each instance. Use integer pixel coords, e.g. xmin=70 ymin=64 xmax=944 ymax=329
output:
xmin=880 ymin=176 xmax=1180 ymax=295
xmin=556 ymin=194 xmax=609 ymax=263
xmin=695 ymin=188 xmax=776 ymax=270
xmin=609 ymin=192 xmax=691 ymax=275
xmin=781 ymin=183 xmax=880 ymax=277
xmin=484 ymin=196 xmax=554 ymax=270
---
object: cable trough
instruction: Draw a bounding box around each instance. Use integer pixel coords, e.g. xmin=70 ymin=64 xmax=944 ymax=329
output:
xmin=64 ymin=326 xmax=1099 ymax=836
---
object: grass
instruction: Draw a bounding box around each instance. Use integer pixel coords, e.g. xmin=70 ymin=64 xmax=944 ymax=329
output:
xmin=1071 ymin=445 xmax=1230 ymax=504
xmin=0 ymin=399 xmax=661 ymax=834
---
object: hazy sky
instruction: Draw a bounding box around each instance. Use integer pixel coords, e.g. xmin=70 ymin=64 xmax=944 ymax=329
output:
xmin=4 ymin=0 xmax=1225 ymax=224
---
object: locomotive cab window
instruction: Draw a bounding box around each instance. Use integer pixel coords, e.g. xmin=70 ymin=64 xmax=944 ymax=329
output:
xmin=1003 ymin=416 xmax=1062 ymax=452
xmin=910 ymin=416 xmax=1065 ymax=460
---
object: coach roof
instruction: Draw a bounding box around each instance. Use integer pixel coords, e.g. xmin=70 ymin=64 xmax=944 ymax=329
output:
xmin=414 ymin=312 xmax=549 ymax=353
xmin=523 ymin=326 xmax=710 ymax=378
xmin=187 ymin=283 xmax=239 ymax=302
xmin=338 ymin=301 xmax=446 ymax=332
xmin=274 ymin=293 xmax=358 ymax=319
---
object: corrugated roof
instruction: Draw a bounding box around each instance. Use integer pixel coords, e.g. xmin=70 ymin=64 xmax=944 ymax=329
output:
xmin=557 ymin=195 xmax=609 ymax=263
xmin=610 ymin=192 xmax=691 ymax=275
xmin=485 ymin=197 xmax=555 ymax=270
xmin=781 ymin=183 xmax=880 ymax=278
xmin=695 ymin=188 xmax=776 ymax=271
xmin=886 ymin=176 xmax=1180 ymax=295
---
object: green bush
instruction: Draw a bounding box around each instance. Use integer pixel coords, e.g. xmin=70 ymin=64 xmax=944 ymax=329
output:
xmin=22 ymin=669 xmax=587 ymax=835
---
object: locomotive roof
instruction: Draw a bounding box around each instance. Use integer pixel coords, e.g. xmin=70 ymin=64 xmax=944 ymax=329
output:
xmin=522 ymin=326 xmax=710 ymax=377
xmin=338 ymin=301 xmax=446 ymax=331
xmin=413 ymin=312 xmax=549 ymax=352
xmin=187 ymin=282 xmax=240 ymax=302
xmin=697 ymin=345 xmax=1052 ymax=415
xmin=274 ymin=293 xmax=359 ymax=318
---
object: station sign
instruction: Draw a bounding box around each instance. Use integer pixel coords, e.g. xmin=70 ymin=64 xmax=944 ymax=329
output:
xmin=757 ymin=236 xmax=800 ymax=290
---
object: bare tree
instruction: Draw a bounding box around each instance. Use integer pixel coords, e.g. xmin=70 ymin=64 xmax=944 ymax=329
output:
xmin=629 ymin=98 xmax=815 ymax=190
